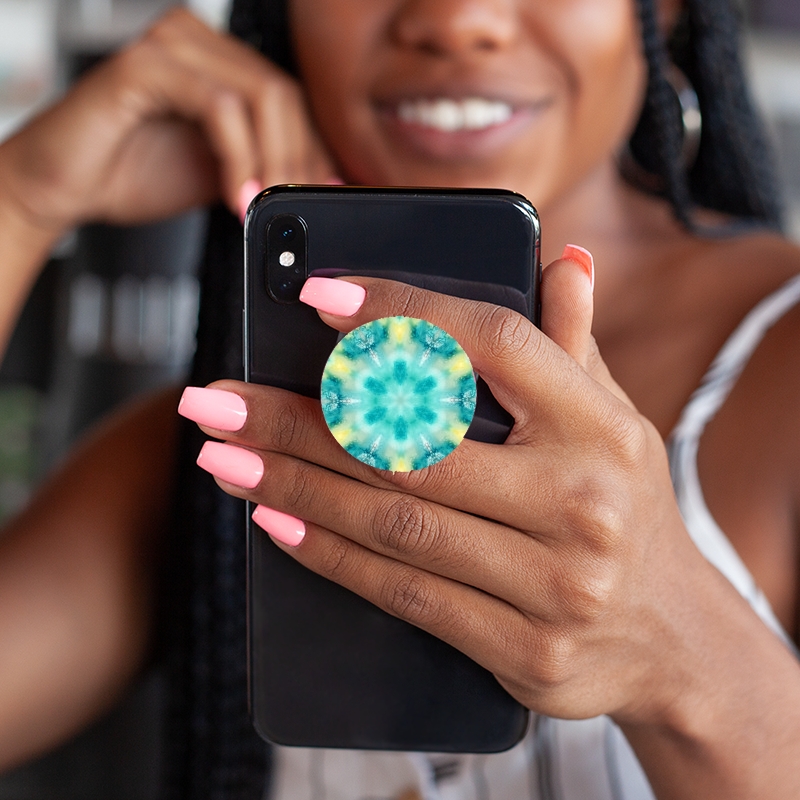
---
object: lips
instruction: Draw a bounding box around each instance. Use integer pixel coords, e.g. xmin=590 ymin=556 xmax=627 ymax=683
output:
xmin=396 ymin=97 xmax=514 ymax=132
xmin=377 ymin=93 xmax=549 ymax=161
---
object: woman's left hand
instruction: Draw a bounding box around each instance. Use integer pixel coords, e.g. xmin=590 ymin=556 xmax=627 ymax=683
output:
xmin=183 ymin=260 xmax=725 ymax=729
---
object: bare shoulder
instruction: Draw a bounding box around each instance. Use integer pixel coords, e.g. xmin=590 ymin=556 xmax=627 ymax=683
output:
xmin=696 ymin=230 xmax=800 ymax=634
xmin=701 ymin=229 xmax=800 ymax=454
xmin=700 ymin=228 xmax=800 ymax=297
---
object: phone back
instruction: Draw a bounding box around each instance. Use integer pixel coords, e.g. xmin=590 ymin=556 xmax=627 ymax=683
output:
xmin=245 ymin=186 xmax=540 ymax=752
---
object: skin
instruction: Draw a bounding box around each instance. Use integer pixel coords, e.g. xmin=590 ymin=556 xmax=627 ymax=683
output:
xmin=0 ymin=1 xmax=798 ymax=797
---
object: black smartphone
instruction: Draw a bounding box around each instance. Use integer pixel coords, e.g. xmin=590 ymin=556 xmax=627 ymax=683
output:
xmin=244 ymin=185 xmax=540 ymax=753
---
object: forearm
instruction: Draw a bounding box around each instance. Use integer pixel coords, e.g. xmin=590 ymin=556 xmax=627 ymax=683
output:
xmin=618 ymin=558 xmax=800 ymax=799
xmin=0 ymin=388 xmax=179 ymax=771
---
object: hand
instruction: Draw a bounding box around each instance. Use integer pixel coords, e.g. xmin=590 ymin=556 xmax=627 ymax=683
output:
xmin=183 ymin=257 xmax=719 ymax=729
xmin=0 ymin=8 xmax=337 ymax=235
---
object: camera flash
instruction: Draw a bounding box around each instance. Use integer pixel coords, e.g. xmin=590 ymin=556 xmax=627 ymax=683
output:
xmin=279 ymin=251 xmax=295 ymax=267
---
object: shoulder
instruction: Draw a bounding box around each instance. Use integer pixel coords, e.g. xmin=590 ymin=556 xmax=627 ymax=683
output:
xmin=703 ymin=229 xmax=800 ymax=448
xmin=694 ymin=231 xmax=800 ymax=631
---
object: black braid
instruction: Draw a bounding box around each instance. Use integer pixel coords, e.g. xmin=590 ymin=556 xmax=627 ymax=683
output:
xmin=163 ymin=208 xmax=270 ymax=800
xmin=629 ymin=0 xmax=696 ymax=227
xmin=161 ymin=1 xmax=785 ymax=797
xmin=631 ymin=0 xmax=783 ymax=229
xmin=681 ymin=0 xmax=783 ymax=225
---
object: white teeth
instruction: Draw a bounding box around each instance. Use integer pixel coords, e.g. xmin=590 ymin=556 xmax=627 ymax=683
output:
xmin=397 ymin=98 xmax=513 ymax=132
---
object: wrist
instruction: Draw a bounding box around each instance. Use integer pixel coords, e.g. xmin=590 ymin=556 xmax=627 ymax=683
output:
xmin=0 ymin=167 xmax=68 ymax=352
xmin=0 ymin=178 xmax=67 ymax=263
xmin=614 ymin=556 xmax=800 ymax=797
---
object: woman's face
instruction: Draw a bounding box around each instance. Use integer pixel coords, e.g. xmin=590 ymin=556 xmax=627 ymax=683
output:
xmin=289 ymin=0 xmax=651 ymax=212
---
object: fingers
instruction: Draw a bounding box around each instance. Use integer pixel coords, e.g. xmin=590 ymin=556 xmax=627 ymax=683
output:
xmin=207 ymin=442 xmax=559 ymax=615
xmin=70 ymin=7 xmax=336 ymax=221
xmin=275 ymin=521 xmax=532 ymax=685
xmin=116 ymin=45 xmax=258 ymax=212
xmin=179 ymin=381 xmax=550 ymax=532
xmin=304 ymin=274 xmax=611 ymax=435
xmin=142 ymin=10 xmax=336 ymax=191
xmin=179 ymin=380 xmax=637 ymax=548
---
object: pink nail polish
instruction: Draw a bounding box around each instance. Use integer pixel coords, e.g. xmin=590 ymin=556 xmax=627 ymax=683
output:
xmin=238 ymin=179 xmax=262 ymax=223
xmin=299 ymin=277 xmax=366 ymax=317
xmin=561 ymin=244 xmax=595 ymax=293
xmin=196 ymin=441 xmax=263 ymax=488
xmin=252 ymin=505 xmax=306 ymax=547
xmin=179 ymin=387 xmax=247 ymax=431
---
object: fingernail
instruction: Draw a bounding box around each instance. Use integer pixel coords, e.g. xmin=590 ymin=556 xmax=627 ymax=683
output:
xmin=238 ymin=178 xmax=262 ymax=223
xmin=325 ymin=176 xmax=345 ymax=185
xmin=252 ymin=505 xmax=306 ymax=547
xmin=197 ymin=441 xmax=263 ymax=488
xmin=179 ymin=387 xmax=247 ymax=431
xmin=561 ymin=244 xmax=595 ymax=293
xmin=299 ymin=277 xmax=366 ymax=317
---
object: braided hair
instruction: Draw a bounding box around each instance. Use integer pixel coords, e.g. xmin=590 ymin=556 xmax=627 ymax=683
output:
xmin=161 ymin=2 xmax=783 ymax=798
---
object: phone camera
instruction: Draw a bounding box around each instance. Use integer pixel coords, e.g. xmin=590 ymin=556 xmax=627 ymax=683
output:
xmin=266 ymin=214 xmax=308 ymax=303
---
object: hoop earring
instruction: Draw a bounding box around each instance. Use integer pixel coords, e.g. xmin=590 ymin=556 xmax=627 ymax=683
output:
xmin=619 ymin=64 xmax=702 ymax=193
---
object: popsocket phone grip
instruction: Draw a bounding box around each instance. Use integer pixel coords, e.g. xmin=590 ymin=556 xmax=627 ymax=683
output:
xmin=321 ymin=316 xmax=477 ymax=471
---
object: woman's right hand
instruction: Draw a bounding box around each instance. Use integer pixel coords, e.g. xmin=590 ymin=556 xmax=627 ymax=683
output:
xmin=0 ymin=7 xmax=337 ymax=236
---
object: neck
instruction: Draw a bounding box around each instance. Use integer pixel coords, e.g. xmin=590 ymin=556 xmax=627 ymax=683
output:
xmin=539 ymin=159 xmax=685 ymax=267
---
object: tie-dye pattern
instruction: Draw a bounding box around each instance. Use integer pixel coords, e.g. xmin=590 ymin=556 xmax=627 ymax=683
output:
xmin=321 ymin=316 xmax=476 ymax=471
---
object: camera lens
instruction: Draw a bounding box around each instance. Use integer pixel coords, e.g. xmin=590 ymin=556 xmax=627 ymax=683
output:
xmin=267 ymin=214 xmax=307 ymax=303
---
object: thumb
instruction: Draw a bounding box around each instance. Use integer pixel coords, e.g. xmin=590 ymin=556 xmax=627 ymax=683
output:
xmin=540 ymin=244 xmax=595 ymax=367
xmin=542 ymin=245 xmax=635 ymax=408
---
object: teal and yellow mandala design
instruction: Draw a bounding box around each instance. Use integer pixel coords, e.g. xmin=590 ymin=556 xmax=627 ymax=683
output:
xmin=321 ymin=316 xmax=476 ymax=472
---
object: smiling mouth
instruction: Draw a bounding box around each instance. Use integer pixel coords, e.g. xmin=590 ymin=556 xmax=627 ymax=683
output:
xmin=396 ymin=97 xmax=514 ymax=132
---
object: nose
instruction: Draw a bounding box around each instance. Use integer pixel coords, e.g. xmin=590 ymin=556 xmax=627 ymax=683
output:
xmin=390 ymin=0 xmax=518 ymax=57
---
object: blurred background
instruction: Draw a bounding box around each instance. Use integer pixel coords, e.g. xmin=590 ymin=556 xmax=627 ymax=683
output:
xmin=0 ymin=0 xmax=797 ymax=796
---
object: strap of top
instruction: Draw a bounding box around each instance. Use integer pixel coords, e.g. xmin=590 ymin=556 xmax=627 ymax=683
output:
xmin=667 ymin=273 xmax=800 ymax=646
xmin=670 ymin=273 xmax=800 ymax=442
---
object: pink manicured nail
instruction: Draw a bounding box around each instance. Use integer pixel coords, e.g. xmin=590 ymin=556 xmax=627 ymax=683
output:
xmin=197 ymin=441 xmax=263 ymax=488
xmin=561 ymin=244 xmax=595 ymax=293
xmin=252 ymin=505 xmax=306 ymax=547
xmin=299 ymin=277 xmax=366 ymax=317
xmin=238 ymin=178 xmax=262 ymax=223
xmin=179 ymin=387 xmax=247 ymax=431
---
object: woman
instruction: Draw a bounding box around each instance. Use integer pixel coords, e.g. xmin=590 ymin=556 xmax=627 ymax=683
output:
xmin=0 ymin=0 xmax=798 ymax=797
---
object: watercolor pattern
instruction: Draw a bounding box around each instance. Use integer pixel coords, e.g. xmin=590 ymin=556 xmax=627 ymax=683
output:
xmin=321 ymin=316 xmax=477 ymax=471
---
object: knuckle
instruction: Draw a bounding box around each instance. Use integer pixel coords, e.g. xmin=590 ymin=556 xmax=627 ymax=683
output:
xmin=383 ymin=570 xmax=442 ymax=626
xmin=531 ymin=630 xmax=576 ymax=688
xmin=480 ymin=305 xmax=538 ymax=364
xmin=271 ymin=400 xmax=307 ymax=452
xmin=282 ymin=460 xmax=316 ymax=514
xmin=316 ymin=535 xmax=351 ymax=582
xmin=601 ymin=404 xmax=649 ymax=472
xmin=391 ymin=281 xmax=428 ymax=320
xmin=374 ymin=495 xmax=439 ymax=558
xmin=560 ymin=557 xmax=619 ymax=623
xmin=112 ymin=39 xmax=150 ymax=81
xmin=561 ymin=477 xmax=628 ymax=553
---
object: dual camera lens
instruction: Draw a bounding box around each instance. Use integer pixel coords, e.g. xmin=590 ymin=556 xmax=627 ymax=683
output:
xmin=266 ymin=214 xmax=307 ymax=303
